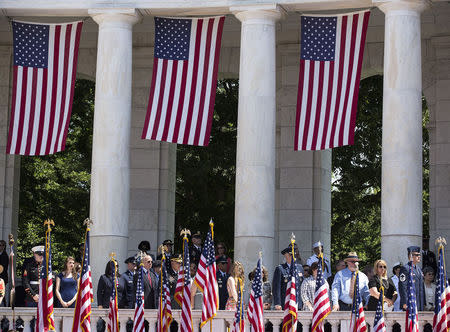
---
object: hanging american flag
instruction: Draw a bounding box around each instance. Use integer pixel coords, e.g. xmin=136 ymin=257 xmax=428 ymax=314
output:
xmin=373 ymin=288 xmax=386 ymax=332
xmin=133 ymin=266 xmax=145 ymax=332
xmin=406 ymin=262 xmax=419 ymax=332
xmin=7 ymin=20 xmax=83 ymax=155
xmin=433 ymin=244 xmax=449 ymax=332
xmin=349 ymin=271 xmax=367 ymax=332
xmin=282 ymin=260 xmax=298 ymax=332
xmin=72 ymin=224 xmax=92 ymax=332
xmin=247 ymin=256 xmax=264 ymax=332
xmin=311 ymin=254 xmax=331 ymax=332
xmin=294 ymin=11 xmax=370 ymax=151
xmin=36 ymin=223 xmax=55 ymax=332
xmin=158 ymin=254 xmax=173 ymax=332
xmin=141 ymin=16 xmax=225 ymax=146
xmin=194 ymin=221 xmax=219 ymax=327
xmin=232 ymin=278 xmax=245 ymax=332
xmin=174 ymin=234 xmax=193 ymax=332
xmin=107 ymin=259 xmax=119 ymax=332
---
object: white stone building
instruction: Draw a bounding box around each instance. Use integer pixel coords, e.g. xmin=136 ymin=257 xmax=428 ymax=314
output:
xmin=0 ymin=0 xmax=448 ymax=294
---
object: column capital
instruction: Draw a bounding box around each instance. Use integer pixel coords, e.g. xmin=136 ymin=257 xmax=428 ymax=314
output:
xmin=230 ymin=4 xmax=285 ymax=23
xmin=375 ymin=0 xmax=429 ymax=15
xmin=88 ymin=8 xmax=141 ymax=26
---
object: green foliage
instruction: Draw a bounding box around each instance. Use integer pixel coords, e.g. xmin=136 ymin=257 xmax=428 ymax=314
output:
xmin=18 ymin=79 xmax=94 ymax=272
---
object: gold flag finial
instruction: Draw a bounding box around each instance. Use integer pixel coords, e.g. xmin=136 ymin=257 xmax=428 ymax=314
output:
xmin=180 ymin=228 xmax=191 ymax=239
xmin=44 ymin=219 xmax=55 ymax=231
xmin=109 ymin=252 xmax=117 ymax=261
xmin=436 ymin=236 xmax=447 ymax=247
xmin=83 ymin=218 xmax=93 ymax=227
xmin=258 ymin=251 xmax=263 ymax=259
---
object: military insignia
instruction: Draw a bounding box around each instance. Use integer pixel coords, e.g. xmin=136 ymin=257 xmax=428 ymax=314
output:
xmin=400 ymin=273 xmax=406 ymax=282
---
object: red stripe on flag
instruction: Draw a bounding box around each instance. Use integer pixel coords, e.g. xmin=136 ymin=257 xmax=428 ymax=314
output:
xmin=162 ymin=61 xmax=178 ymax=141
xmin=15 ymin=68 xmax=28 ymax=154
xmin=25 ymin=68 xmax=38 ymax=155
xmin=151 ymin=59 xmax=168 ymax=140
xmin=142 ymin=57 xmax=159 ymax=139
xmin=173 ymin=60 xmax=189 ymax=142
xmin=320 ymin=61 xmax=334 ymax=150
xmin=302 ymin=61 xmax=315 ymax=150
xmin=311 ymin=61 xmax=325 ymax=149
xmin=295 ymin=60 xmax=306 ymax=151
xmin=6 ymin=66 xmax=18 ymax=153
xmin=36 ymin=69 xmax=48 ymax=155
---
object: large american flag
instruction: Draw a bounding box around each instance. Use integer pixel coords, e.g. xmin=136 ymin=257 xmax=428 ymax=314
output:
xmin=349 ymin=272 xmax=366 ymax=332
xmin=247 ymin=257 xmax=264 ymax=332
xmin=406 ymin=263 xmax=419 ymax=332
xmin=433 ymin=245 xmax=449 ymax=332
xmin=7 ymin=20 xmax=83 ymax=155
xmin=232 ymin=278 xmax=245 ymax=332
xmin=36 ymin=230 xmax=55 ymax=332
xmin=72 ymin=227 xmax=92 ymax=332
xmin=141 ymin=16 xmax=225 ymax=146
xmin=158 ymin=254 xmax=173 ymax=332
xmin=373 ymin=288 xmax=386 ymax=332
xmin=174 ymin=236 xmax=193 ymax=332
xmin=194 ymin=222 xmax=219 ymax=327
xmin=107 ymin=260 xmax=119 ymax=332
xmin=311 ymin=254 xmax=331 ymax=332
xmin=282 ymin=261 xmax=298 ymax=332
xmin=294 ymin=11 xmax=370 ymax=151
xmin=133 ymin=266 xmax=145 ymax=332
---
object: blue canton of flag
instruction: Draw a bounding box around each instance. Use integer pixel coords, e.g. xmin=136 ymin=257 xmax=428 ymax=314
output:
xmin=300 ymin=17 xmax=337 ymax=61
xmin=154 ymin=18 xmax=191 ymax=60
xmin=136 ymin=267 xmax=144 ymax=308
xmin=13 ymin=22 xmax=49 ymax=68
xmin=373 ymin=288 xmax=386 ymax=332
xmin=406 ymin=263 xmax=419 ymax=332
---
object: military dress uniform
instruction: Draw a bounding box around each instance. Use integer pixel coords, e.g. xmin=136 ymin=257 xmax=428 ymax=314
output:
xmin=398 ymin=262 xmax=425 ymax=311
xmin=121 ymin=270 xmax=135 ymax=308
xmin=189 ymin=245 xmax=202 ymax=266
xmin=272 ymin=262 xmax=304 ymax=308
xmin=23 ymin=257 xmax=41 ymax=307
xmin=216 ymin=268 xmax=230 ymax=309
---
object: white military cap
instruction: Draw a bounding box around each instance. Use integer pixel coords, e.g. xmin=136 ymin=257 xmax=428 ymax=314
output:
xmin=32 ymin=245 xmax=44 ymax=253
xmin=313 ymin=241 xmax=323 ymax=248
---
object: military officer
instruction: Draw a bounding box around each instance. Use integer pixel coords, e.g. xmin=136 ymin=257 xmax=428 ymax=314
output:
xmin=272 ymin=243 xmax=304 ymax=310
xmin=189 ymin=232 xmax=202 ymax=266
xmin=306 ymin=241 xmax=332 ymax=280
xmin=398 ymin=246 xmax=425 ymax=311
xmin=120 ymin=257 xmax=136 ymax=308
xmin=23 ymin=245 xmax=44 ymax=307
xmin=168 ymin=255 xmax=182 ymax=309
xmin=216 ymin=255 xmax=230 ymax=310
xmin=157 ymin=239 xmax=174 ymax=270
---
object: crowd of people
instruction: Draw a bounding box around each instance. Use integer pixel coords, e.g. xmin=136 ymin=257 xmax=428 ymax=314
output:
xmin=0 ymin=233 xmax=441 ymax=314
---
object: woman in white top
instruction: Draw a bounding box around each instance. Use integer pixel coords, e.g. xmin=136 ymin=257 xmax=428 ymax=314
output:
xmin=423 ymin=266 xmax=436 ymax=311
xmin=391 ymin=262 xmax=402 ymax=311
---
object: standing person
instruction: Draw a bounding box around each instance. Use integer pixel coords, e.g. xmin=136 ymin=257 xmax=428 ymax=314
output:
xmin=168 ymin=255 xmax=182 ymax=309
xmin=391 ymin=262 xmax=402 ymax=311
xmin=327 ymin=259 xmax=345 ymax=286
xmin=0 ymin=240 xmax=8 ymax=287
xmin=300 ymin=262 xmax=327 ymax=311
xmin=133 ymin=254 xmax=158 ymax=309
xmin=225 ymin=261 xmax=244 ymax=311
xmin=331 ymin=252 xmax=370 ymax=311
xmin=23 ymin=245 xmax=44 ymax=307
xmin=215 ymin=243 xmax=232 ymax=273
xmin=55 ymin=256 xmax=78 ymax=308
xmin=97 ymin=260 xmax=126 ymax=308
xmin=216 ymin=256 xmax=230 ymax=310
xmin=367 ymin=259 xmax=397 ymax=311
xmin=189 ymin=232 xmax=202 ymax=266
xmin=423 ymin=266 xmax=436 ymax=311
xmin=120 ymin=257 xmax=136 ymax=309
xmin=307 ymin=241 xmax=332 ymax=279
xmin=398 ymin=246 xmax=425 ymax=311
xmin=157 ymin=240 xmax=174 ymax=270
xmin=422 ymin=238 xmax=437 ymax=273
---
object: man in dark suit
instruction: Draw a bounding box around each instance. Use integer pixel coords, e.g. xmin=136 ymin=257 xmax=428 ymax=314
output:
xmin=0 ymin=240 xmax=8 ymax=287
xmin=216 ymin=255 xmax=230 ymax=310
xmin=133 ymin=254 xmax=158 ymax=309
xmin=189 ymin=232 xmax=202 ymax=266
xmin=422 ymin=238 xmax=437 ymax=273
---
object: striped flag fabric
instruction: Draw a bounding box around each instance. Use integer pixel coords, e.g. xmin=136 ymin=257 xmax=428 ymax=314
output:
xmin=282 ymin=260 xmax=298 ymax=332
xmin=194 ymin=221 xmax=219 ymax=327
xmin=158 ymin=254 xmax=173 ymax=332
xmin=7 ymin=20 xmax=83 ymax=155
xmin=373 ymin=288 xmax=386 ymax=332
xmin=433 ymin=245 xmax=448 ymax=332
xmin=349 ymin=271 xmax=367 ymax=332
xmin=107 ymin=260 xmax=119 ymax=332
xmin=311 ymin=254 xmax=331 ymax=332
xmin=36 ymin=228 xmax=55 ymax=332
xmin=294 ymin=11 xmax=370 ymax=151
xmin=141 ymin=16 xmax=225 ymax=146
xmin=247 ymin=256 xmax=264 ymax=332
xmin=132 ymin=266 xmax=145 ymax=332
xmin=174 ymin=235 xmax=193 ymax=332
xmin=71 ymin=226 xmax=92 ymax=332
xmin=232 ymin=278 xmax=245 ymax=332
xmin=406 ymin=262 xmax=419 ymax=332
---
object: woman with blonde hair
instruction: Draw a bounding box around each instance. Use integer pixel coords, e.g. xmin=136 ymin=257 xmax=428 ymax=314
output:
xmin=367 ymin=259 xmax=397 ymax=311
xmin=225 ymin=261 xmax=244 ymax=311
xmin=55 ymin=256 xmax=78 ymax=308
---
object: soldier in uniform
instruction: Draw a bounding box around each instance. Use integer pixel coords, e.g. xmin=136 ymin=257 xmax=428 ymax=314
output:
xmin=189 ymin=232 xmax=202 ymax=266
xmin=306 ymin=241 xmax=332 ymax=280
xmin=168 ymin=255 xmax=182 ymax=309
xmin=272 ymin=243 xmax=304 ymax=310
xmin=120 ymin=257 xmax=136 ymax=308
xmin=23 ymin=245 xmax=44 ymax=307
xmin=216 ymin=255 xmax=230 ymax=310
xmin=398 ymin=246 xmax=425 ymax=311
xmin=157 ymin=240 xmax=174 ymax=270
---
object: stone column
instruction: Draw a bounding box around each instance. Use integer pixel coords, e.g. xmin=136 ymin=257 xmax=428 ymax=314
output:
xmin=231 ymin=4 xmax=283 ymax=276
xmin=379 ymin=0 xmax=427 ymax=268
xmin=88 ymin=9 xmax=139 ymax=299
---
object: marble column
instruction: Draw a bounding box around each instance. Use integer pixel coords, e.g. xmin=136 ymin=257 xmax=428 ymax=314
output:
xmin=379 ymin=0 xmax=427 ymax=268
xmin=88 ymin=8 xmax=139 ymax=300
xmin=231 ymin=5 xmax=283 ymax=276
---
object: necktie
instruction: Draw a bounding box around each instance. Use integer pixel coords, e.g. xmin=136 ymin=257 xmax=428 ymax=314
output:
xmin=148 ymin=271 xmax=153 ymax=287
xmin=349 ymin=272 xmax=356 ymax=299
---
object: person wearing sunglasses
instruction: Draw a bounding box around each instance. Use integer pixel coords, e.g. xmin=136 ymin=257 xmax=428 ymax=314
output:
xmin=367 ymin=259 xmax=397 ymax=311
xmin=398 ymin=246 xmax=425 ymax=311
xmin=22 ymin=245 xmax=44 ymax=307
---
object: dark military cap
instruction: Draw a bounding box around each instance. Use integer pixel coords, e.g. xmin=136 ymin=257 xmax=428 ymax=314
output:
xmin=192 ymin=231 xmax=201 ymax=239
xmin=163 ymin=239 xmax=173 ymax=246
xmin=171 ymin=254 xmax=182 ymax=263
xmin=138 ymin=240 xmax=151 ymax=252
xmin=281 ymin=243 xmax=298 ymax=255
xmin=124 ymin=257 xmax=136 ymax=264
xmin=216 ymin=255 xmax=228 ymax=264
xmin=407 ymin=246 xmax=421 ymax=254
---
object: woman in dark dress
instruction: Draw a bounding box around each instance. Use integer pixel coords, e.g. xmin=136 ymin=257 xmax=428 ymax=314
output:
xmin=367 ymin=259 xmax=398 ymax=311
xmin=55 ymin=256 xmax=78 ymax=308
xmin=97 ymin=260 xmax=127 ymax=308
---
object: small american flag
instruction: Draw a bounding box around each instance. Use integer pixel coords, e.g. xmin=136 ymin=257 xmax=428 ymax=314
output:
xmin=247 ymin=257 xmax=264 ymax=332
xmin=158 ymin=254 xmax=173 ymax=332
xmin=194 ymin=221 xmax=219 ymax=327
xmin=133 ymin=266 xmax=145 ymax=332
xmin=406 ymin=262 xmax=419 ymax=332
xmin=107 ymin=260 xmax=119 ymax=332
xmin=294 ymin=11 xmax=370 ymax=151
xmin=349 ymin=272 xmax=366 ymax=332
xmin=282 ymin=261 xmax=298 ymax=332
xmin=373 ymin=288 xmax=386 ymax=332
xmin=311 ymin=254 xmax=331 ymax=332
xmin=71 ymin=227 xmax=92 ymax=332
xmin=233 ymin=278 xmax=245 ymax=332
xmin=434 ymin=245 xmax=449 ymax=332
xmin=36 ymin=230 xmax=55 ymax=332
xmin=175 ymin=236 xmax=193 ymax=332
xmin=141 ymin=16 xmax=225 ymax=146
xmin=7 ymin=20 xmax=83 ymax=155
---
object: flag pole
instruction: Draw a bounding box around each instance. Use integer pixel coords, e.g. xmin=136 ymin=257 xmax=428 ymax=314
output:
xmin=290 ymin=233 xmax=296 ymax=332
xmin=209 ymin=219 xmax=215 ymax=332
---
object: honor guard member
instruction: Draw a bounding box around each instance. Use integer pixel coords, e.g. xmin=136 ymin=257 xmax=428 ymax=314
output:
xmin=398 ymin=246 xmax=425 ymax=311
xmin=306 ymin=241 xmax=332 ymax=280
xmin=168 ymin=255 xmax=182 ymax=309
xmin=23 ymin=245 xmax=44 ymax=307
xmin=272 ymin=243 xmax=304 ymax=310
xmin=189 ymin=232 xmax=202 ymax=266
xmin=120 ymin=257 xmax=136 ymax=308
xmin=216 ymin=255 xmax=230 ymax=310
